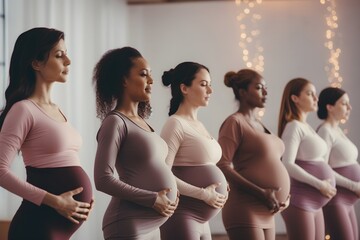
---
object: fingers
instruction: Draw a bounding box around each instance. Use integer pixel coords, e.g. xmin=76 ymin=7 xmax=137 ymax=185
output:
xmin=69 ymin=187 xmax=84 ymax=196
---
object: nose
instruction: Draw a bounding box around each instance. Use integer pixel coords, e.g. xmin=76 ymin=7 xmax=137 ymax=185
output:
xmin=207 ymin=85 xmax=213 ymax=94
xmin=64 ymin=55 xmax=71 ymax=66
xmin=348 ymin=103 xmax=352 ymax=110
xmin=263 ymin=88 xmax=268 ymax=96
xmin=313 ymin=94 xmax=318 ymax=102
xmin=147 ymin=75 xmax=153 ymax=84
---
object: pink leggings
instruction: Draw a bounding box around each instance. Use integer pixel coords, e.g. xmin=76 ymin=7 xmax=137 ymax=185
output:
xmin=281 ymin=205 xmax=325 ymax=240
xmin=226 ymin=226 xmax=275 ymax=240
xmin=160 ymin=213 xmax=211 ymax=240
xmin=323 ymin=204 xmax=358 ymax=240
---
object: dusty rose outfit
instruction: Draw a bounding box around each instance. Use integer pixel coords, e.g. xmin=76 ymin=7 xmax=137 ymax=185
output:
xmin=160 ymin=115 xmax=228 ymax=240
xmin=317 ymin=123 xmax=359 ymax=240
xmin=217 ymin=112 xmax=290 ymax=239
xmin=94 ymin=112 xmax=177 ymax=240
xmin=0 ymin=100 xmax=92 ymax=240
xmin=281 ymin=120 xmax=335 ymax=240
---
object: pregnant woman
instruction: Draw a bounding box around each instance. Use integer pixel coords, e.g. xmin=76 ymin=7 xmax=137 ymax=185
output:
xmin=317 ymin=87 xmax=360 ymax=240
xmin=217 ymin=69 xmax=290 ymax=240
xmin=278 ymin=78 xmax=337 ymax=240
xmin=160 ymin=62 xmax=228 ymax=240
xmin=93 ymin=47 xmax=178 ymax=240
xmin=0 ymin=27 xmax=93 ymax=240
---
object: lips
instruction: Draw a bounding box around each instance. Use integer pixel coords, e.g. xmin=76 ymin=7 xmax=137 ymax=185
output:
xmin=145 ymin=87 xmax=152 ymax=94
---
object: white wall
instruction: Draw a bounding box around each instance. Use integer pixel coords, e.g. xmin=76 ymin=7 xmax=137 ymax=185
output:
xmin=128 ymin=0 xmax=360 ymax=234
xmin=2 ymin=0 xmax=360 ymax=238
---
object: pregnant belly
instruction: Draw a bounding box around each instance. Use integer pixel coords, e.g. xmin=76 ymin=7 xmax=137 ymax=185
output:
xmin=26 ymin=166 xmax=93 ymax=203
xmin=172 ymin=165 xmax=228 ymax=222
xmin=241 ymin=161 xmax=290 ymax=203
xmin=290 ymin=160 xmax=335 ymax=211
xmin=125 ymin=165 xmax=178 ymax=202
xmin=328 ymin=163 xmax=360 ymax=205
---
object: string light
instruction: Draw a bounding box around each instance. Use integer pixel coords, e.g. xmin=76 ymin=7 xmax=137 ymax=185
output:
xmin=320 ymin=0 xmax=342 ymax=88
xmin=235 ymin=0 xmax=264 ymax=73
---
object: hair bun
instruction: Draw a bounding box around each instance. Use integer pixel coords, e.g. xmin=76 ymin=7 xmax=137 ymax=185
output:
xmin=162 ymin=68 xmax=175 ymax=86
xmin=224 ymin=71 xmax=237 ymax=87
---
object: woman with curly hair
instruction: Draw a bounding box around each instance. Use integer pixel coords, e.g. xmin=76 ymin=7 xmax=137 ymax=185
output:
xmin=93 ymin=47 xmax=178 ymax=240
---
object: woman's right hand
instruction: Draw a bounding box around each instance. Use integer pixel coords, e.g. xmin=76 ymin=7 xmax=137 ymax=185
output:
xmin=202 ymin=183 xmax=227 ymax=209
xmin=262 ymin=188 xmax=282 ymax=213
xmin=319 ymin=179 xmax=337 ymax=198
xmin=153 ymin=188 xmax=177 ymax=217
xmin=42 ymin=187 xmax=91 ymax=224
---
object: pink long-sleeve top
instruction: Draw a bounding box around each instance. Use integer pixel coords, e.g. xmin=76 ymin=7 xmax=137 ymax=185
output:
xmin=0 ymin=100 xmax=82 ymax=205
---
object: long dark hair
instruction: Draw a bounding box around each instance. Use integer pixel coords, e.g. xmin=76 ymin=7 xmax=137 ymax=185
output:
xmin=0 ymin=27 xmax=64 ymax=130
xmin=162 ymin=61 xmax=209 ymax=116
xmin=93 ymin=47 xmax=151 ymax=120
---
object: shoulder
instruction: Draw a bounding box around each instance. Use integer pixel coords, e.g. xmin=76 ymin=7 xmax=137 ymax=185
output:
xmin=7 ymin=100 xmax=34 ymax=119
xmin=282 ymin=120 xmax=305 ymax=137
xmin=99 ymin=113 xmax=127 ymax=133
xmin=163 ymin=115 xmax=184 ymax=130
xmin=220 ymin=113 xmax=246 ymax=129
xmin=317 ymin=123 xmax=334 ymax=139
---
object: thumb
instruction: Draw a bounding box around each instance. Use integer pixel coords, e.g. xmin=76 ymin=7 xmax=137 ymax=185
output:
xmin=162 ymin=188 xmax=171 ymax=194
xmin=70 ymin=187 xmax=83 ymax=196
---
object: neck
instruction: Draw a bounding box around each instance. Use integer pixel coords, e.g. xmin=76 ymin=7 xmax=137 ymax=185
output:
xmin=175 ymin=103 xmax=199 ymax=121
xmin=238 ymin=106 xmax=257 ymax=120
xmin=298 ymin=111 xmax=308 ymax=123
xmin=115 ymin=100 xmax=139 ymax=117
xmin=325 ymin=117 xmax=339 ymax=128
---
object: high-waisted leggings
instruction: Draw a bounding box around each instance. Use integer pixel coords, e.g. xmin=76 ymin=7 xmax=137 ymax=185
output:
xmin=281 ymin=205 xmax=325 ymax=240
xmin=8 ymin=166 xmax=93 ymax=240
xmin=323 ymin=204 xmax=358 ymax=240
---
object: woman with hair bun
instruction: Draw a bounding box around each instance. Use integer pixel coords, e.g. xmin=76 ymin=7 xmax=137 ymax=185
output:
xmin=217 ymin=69 xmax=290 ymax=240
xmin=317 ymin=87 xmax=359 ymax=240
xmin=160 ymin=61 xmax=228 ymax=240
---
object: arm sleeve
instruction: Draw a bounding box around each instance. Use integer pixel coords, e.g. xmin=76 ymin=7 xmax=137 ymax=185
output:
xmin=160 ymin=117 xmax=210 ymax=201
xmin=217 ymin=117 xmax=265 ymax=195
xmin=281 ymin=121 xmax=323 ymax=190
xmin=0 ymin=103 xmax=47 ymax=206
xmin=94 ymin=115 xmax=157 ymax=207
xmin=317 ymin=126 xmax=357 ymax=191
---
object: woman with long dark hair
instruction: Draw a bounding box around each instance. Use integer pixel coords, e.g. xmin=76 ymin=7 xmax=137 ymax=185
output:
xmin=0 ymin=27 xmax=93 ymax=240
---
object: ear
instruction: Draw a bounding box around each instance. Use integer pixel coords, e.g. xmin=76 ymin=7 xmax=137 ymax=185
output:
xmin=290 ymin=94 xmax=298 ymax=103
xmin=238 ymin=88 xmax=246 ymax=98
xmin=123 ymin=77 xmax=129 ymax=88
xmin=326 ymin=104 xmax=333 ymax=112
xmin=180 ymin=83 xmax=188 ymax=95
xmin=31 ymin=60 xmax=42 ymax=71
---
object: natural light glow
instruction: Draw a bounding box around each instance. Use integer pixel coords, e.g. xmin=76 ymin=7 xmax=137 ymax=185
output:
xmin=321 ymin=0 xmax=342 ymax=88
xmin=235 ymin=0 xmax=264 ymax=73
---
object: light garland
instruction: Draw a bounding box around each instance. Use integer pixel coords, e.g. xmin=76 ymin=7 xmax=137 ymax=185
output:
xmin=235 ymin=0 xmax=264 ymax=73
xmin=320 ymin=0 xmax=342 ymax=88
xmin=235 ymin=0 xmax=264 ymax=119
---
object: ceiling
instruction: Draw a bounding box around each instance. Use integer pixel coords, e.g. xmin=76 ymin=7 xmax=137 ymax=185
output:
xmin=127 ymin=0 xmax=232 ymax=4
xmin=127 ymin=0 xmax=300 ymax=4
